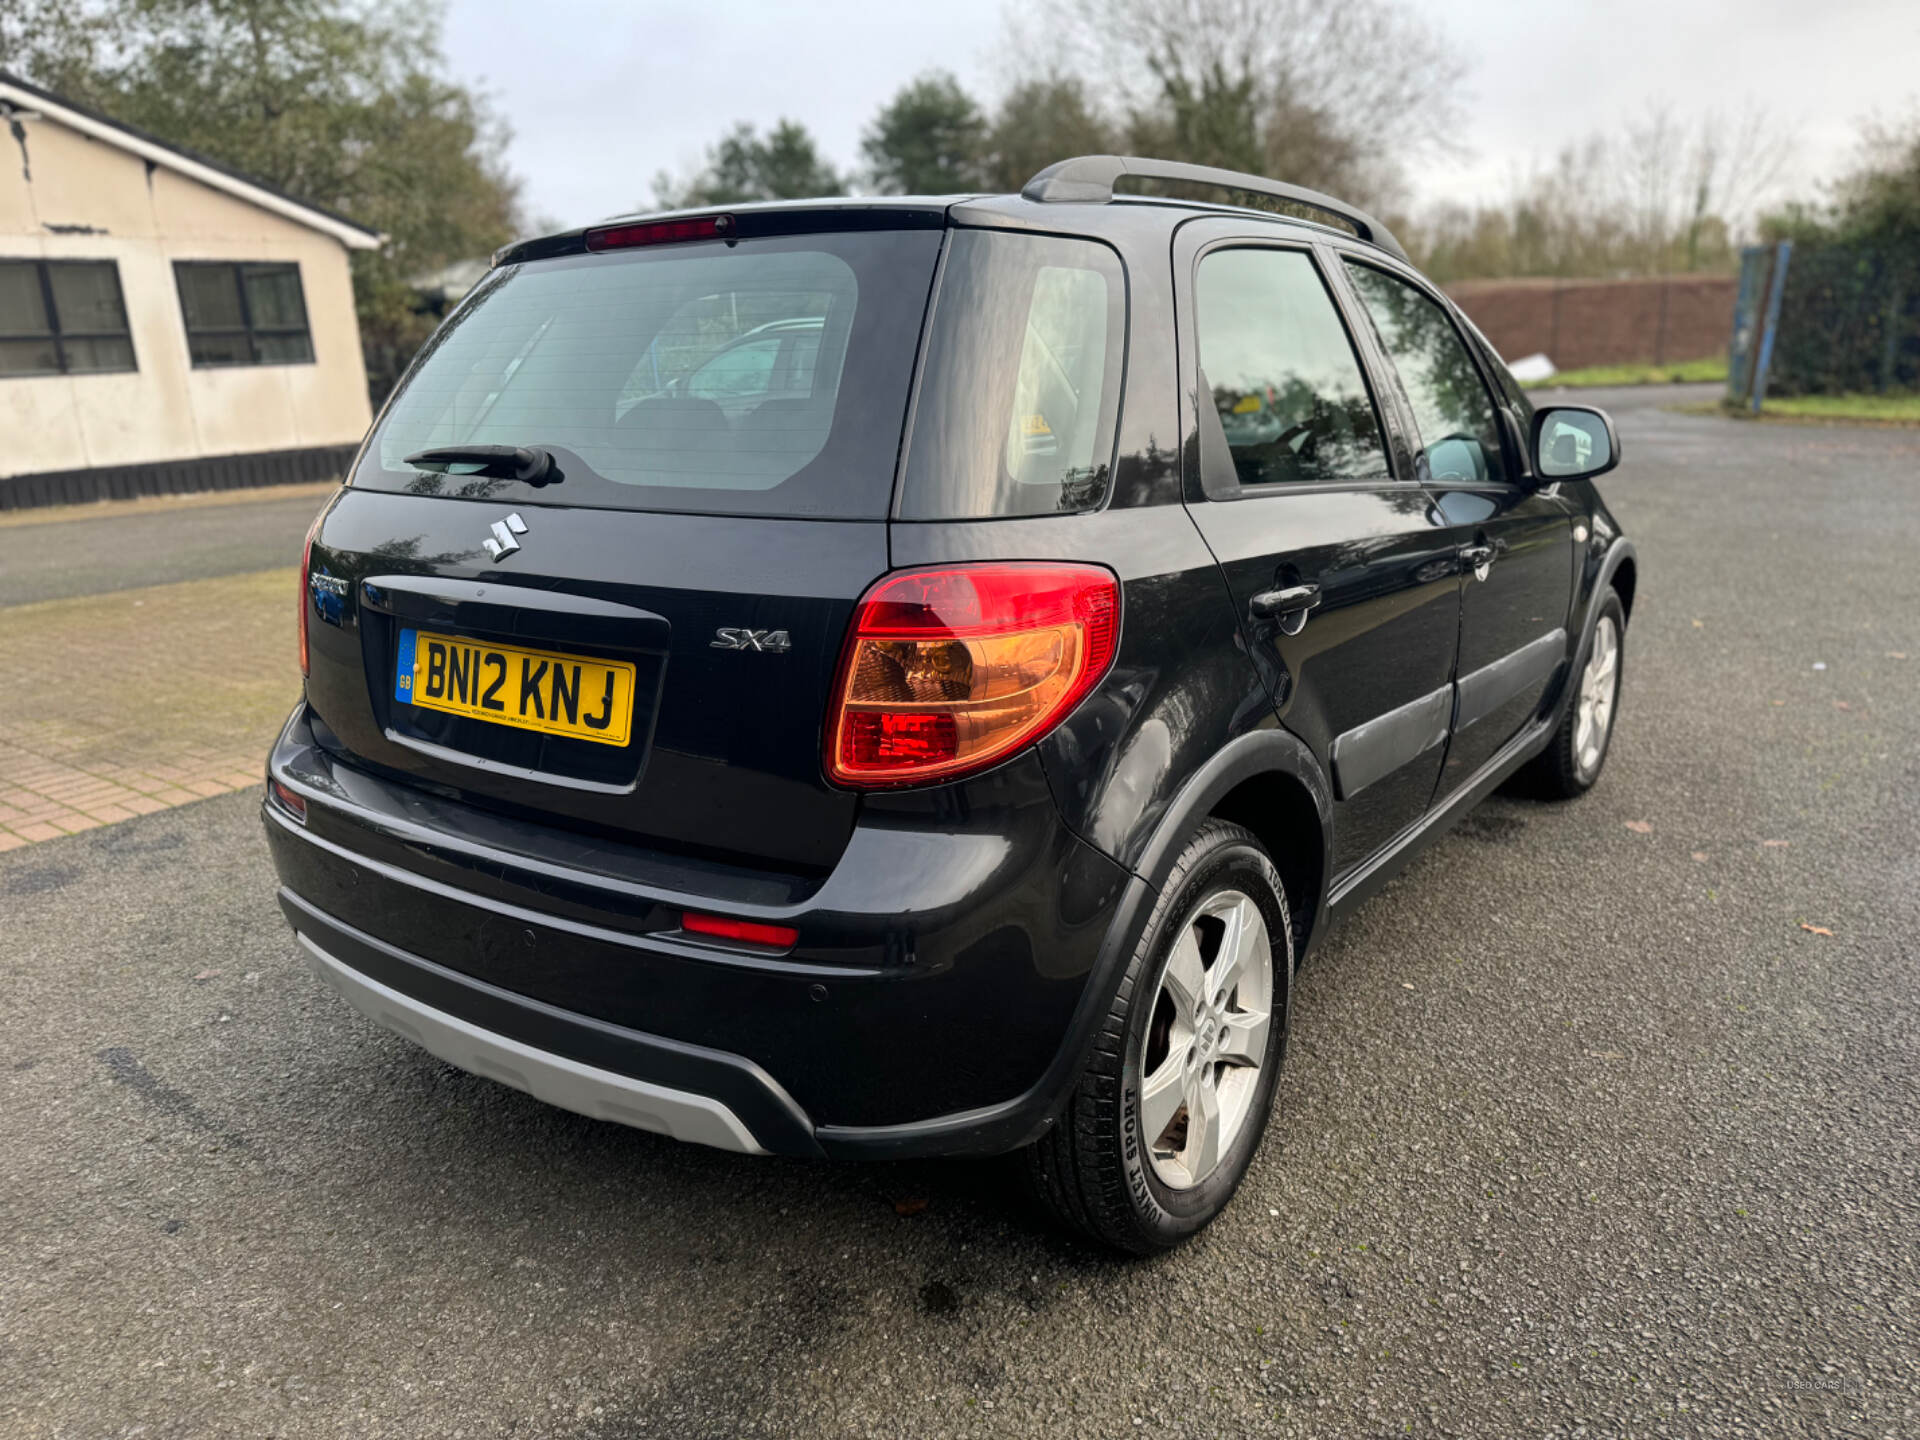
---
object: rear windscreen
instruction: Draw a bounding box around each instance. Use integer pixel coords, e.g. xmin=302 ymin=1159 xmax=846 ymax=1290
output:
xmin=353 ymin=229 xmax=942 ymax=518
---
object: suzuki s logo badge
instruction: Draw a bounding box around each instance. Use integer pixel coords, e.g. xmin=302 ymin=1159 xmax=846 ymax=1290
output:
xmin=712 ymin=627 xmax=791 ymax=653
xmin=483 ymin=512 xmax=528 ymax=561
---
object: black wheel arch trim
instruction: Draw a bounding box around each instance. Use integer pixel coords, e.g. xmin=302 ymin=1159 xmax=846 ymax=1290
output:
xmin=1581 ymin=537 xmax=1637 ymax=641
xmin=826 ymin=727 xmax=1334 ymax=1160
xmin=1123 ymin=723 xmax=1333 ymax=968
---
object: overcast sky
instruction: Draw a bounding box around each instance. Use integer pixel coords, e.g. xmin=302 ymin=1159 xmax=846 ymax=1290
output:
xmin=442 ymin=0 xmax=1920 ymax=232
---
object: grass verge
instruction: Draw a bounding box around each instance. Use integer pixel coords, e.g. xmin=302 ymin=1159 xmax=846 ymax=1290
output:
xmin=1756 ymin=392 xmax=1920 ymax=424
xmin=1670 ymin=391 xmax=1920 ymax=427
xmin=0 ymin=567 xmax=299 ymax=772
xmin=1522 ymin=356 xmax=1728 ymax=389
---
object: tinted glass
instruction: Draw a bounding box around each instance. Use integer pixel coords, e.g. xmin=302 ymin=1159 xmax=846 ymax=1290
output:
xmin=900 ymin=230 xmax=1125 ymax=519
xmin=243 ymin=265 xmax=308 ymax=329
xmin=48 ymin=263 xmax=129 ymax=334
xmin=1 ymin=262 xmax=134 ymax=375
xmin=188 ymin=331 xmax=253 ymax=367
xmin=0 ymin=337 xmax=61 ymax=375
xmin=0 ymin=263 xmax=51 ymax=335
xmin=254 ymin=331 xmax=315 ymax=364
xmin=176 ymin=265 xmax=245 ymax=329
xmin=355 ymin=230 xmax=942 ymax=518
xmin=687 ymin=335 xmax=781 ymax=403
xmin=1459 ymin=312 xmax=1533 ymax=420
xmin=1345 ymin=262 xmax=1507 ymax=485
xmin=62 ymin=336 xmax=137 ymax=373
xmin=1194 ymin=248 xmax=1387 ymax=486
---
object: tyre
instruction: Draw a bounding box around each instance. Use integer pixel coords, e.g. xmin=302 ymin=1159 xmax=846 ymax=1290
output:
xmin=1523 ymin=587 xmax=1626 ymax=799
xmin=1025 ymin=819 xmax=1292 ymax=1254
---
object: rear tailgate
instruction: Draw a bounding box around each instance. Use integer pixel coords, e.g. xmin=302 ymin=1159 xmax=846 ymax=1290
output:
xmin=299 ymin=216 xmax=946 ymax=872
xmin=304 ymin=494 xmax=882 ymax=870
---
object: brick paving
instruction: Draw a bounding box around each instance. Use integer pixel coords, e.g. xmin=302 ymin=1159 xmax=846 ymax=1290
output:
xmin=0 ymin=566 xmax=298 ymax=848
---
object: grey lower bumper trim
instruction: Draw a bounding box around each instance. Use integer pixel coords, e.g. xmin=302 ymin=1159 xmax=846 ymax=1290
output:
xmin=297 ymin=932 xmax=767 ymax=1155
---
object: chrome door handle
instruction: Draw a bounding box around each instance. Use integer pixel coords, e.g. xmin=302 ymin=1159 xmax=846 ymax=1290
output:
xmin=1250 ymin=583 xmax=1322 ymax=635
xmin=1459 ymin=544 xmax=1495 ymax=580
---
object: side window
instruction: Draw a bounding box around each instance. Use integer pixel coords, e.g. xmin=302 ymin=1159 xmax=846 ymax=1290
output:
xmin=1194 ymin=248 xmax=1388 ymax=486
xmin=1344 ymin=262 xmax=1507 ymax=485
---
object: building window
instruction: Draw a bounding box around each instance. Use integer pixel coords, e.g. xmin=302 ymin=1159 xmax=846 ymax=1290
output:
xmin=173 ymin=261 xmax=314 ymax=367
xmin=0 ymin=259 xmax=137 ymax=377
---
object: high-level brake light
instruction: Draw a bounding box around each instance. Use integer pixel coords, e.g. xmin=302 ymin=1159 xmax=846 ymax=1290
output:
xmin=827 ymin=563 xmax=1120 ymax=788
xmin=585 ymin=214 xmax=735 ymax=251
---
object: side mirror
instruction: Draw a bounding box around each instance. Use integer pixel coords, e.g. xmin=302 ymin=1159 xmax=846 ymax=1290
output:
xmin=1530 ymin=405 xmax=1620 ymax=482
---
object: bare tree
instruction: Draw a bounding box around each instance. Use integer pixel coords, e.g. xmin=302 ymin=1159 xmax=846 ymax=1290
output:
xmin=1405 ymin=103 xmax=1794 ymax=282
xmin=1001 ymin=0 xmax=1468 ymax=205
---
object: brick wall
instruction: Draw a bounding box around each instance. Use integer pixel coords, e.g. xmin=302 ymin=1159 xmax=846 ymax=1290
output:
xmin=1444 ymin=274 xmax=1738 ymax=371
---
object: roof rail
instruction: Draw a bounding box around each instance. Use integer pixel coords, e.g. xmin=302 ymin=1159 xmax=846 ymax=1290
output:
xmin=1021 ymin=154 xmax=1409 ymax=264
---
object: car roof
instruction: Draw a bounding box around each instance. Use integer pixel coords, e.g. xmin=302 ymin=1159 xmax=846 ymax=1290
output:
xmin=495 ymin=192 xmax=1361 ymax=273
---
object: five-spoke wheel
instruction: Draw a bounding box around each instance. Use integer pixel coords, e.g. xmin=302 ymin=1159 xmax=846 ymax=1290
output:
xmin=1139 ymin=889 xmax=1274 ymax=1190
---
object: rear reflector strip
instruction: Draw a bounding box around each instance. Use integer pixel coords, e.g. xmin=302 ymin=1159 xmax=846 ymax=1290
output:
xmin=269 ymin=778 xmax=307 ymax=823
xmin=585 ymin=214 xmax=735 ymax=251
xmin=682 ymin=912 xmax=798 ymax=949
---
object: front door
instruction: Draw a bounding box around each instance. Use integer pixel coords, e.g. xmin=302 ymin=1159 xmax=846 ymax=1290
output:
xmin=1337 ymin=258 xmax=1574 ymax=799
xmin=1177 ymin=237 xmax=1463 ymax=876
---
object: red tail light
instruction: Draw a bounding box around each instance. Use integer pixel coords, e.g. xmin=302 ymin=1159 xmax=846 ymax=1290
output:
xmin=827 ymin=563 xmax=1119 ymax=788
xmin=297 ymin=509 xmax=322 ymax=678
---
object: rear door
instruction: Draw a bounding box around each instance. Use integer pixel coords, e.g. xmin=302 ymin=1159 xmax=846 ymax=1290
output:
xmin=301 ymin=221 xmax=944 ymax=872
xmin=1174 ymin=225 xmax=1463 ymax=875
xmin=1336 ymin=256 xmax=1573 ymax=800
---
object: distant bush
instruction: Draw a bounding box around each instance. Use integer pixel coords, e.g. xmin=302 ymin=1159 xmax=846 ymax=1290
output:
xmin=1762 ymin=117 xmax=1920 ymax=396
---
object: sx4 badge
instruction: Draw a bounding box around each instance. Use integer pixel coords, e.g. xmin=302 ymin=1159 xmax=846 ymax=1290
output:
xmin=711 ymin=628 xmax=791 ymax=653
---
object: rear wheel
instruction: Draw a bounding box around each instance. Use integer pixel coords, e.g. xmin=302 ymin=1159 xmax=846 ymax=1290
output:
xmin=1524 ymin=588 xmax=1625 ymax=799
xmin=1025 ymin=820 xmax=1292 ymax=1254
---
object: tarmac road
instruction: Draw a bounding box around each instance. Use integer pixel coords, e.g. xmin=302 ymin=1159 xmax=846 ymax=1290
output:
xmin=3 ymin=388 xmax=1917 ymax=1438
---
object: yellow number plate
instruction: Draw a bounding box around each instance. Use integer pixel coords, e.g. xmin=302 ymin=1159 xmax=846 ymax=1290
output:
xmin=395 ymin=628 xmax=635 ymax=747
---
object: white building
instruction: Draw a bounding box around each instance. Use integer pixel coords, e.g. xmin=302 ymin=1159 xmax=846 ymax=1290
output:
xmin=0 ymin=71 xmax=382 ymax=509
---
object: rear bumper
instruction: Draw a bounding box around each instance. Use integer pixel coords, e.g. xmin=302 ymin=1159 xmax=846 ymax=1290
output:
xmin=295 ymin=922 xmax=782 ymax=1154
xmin=265 ymin=704 xmax=1145 ymax=1160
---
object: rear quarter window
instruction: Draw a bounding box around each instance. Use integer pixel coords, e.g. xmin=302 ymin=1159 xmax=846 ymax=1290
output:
xmin=898 ymin=230 xmax=1126 ymax=520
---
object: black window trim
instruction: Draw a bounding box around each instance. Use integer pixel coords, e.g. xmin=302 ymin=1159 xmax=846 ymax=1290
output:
xmin=172 ymin=259 xmax=315 ymax=369
xmin=1330 ymin=244 xmax=1527 ymax=492
xmin=1182 ymin=233 xmax=1410 ymax=503
xmin=0 ymin=257 xmax=138 ymax=378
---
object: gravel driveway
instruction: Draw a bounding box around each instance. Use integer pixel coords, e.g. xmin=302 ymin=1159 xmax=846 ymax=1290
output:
xmin=3 ymin=389 xmax=1915 ymax=1438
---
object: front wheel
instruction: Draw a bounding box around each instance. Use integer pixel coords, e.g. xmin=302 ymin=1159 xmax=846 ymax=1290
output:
xmin=1524 ymin=588 xmax=1626 ymax=799
xmin=1024 ymin=820 xmax=1292 ymax=1254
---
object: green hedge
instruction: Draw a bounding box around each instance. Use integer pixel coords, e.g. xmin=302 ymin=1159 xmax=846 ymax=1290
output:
xmin=1769 ymin=243 xmax=1920 ymax=396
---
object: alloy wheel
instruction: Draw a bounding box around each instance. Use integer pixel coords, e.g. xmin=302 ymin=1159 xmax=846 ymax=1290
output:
xmin=1573 ymin=615 xmax=1620 ymax=778
xmin=1139 ymin=889 xmax=1274 ymax=1190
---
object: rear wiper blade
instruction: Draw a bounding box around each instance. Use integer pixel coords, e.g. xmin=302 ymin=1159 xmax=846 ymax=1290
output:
xmin=405 ymin=445 xmax=560 ymax=485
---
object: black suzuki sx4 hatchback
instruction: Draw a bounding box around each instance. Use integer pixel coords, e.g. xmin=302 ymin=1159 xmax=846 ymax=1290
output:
xmin=266 ymin=157 xmax=1636 ymax=1253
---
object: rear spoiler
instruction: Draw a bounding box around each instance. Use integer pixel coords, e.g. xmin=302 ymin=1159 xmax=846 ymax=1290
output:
xmin=493 ymin=202 xmax=950 ymax=268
